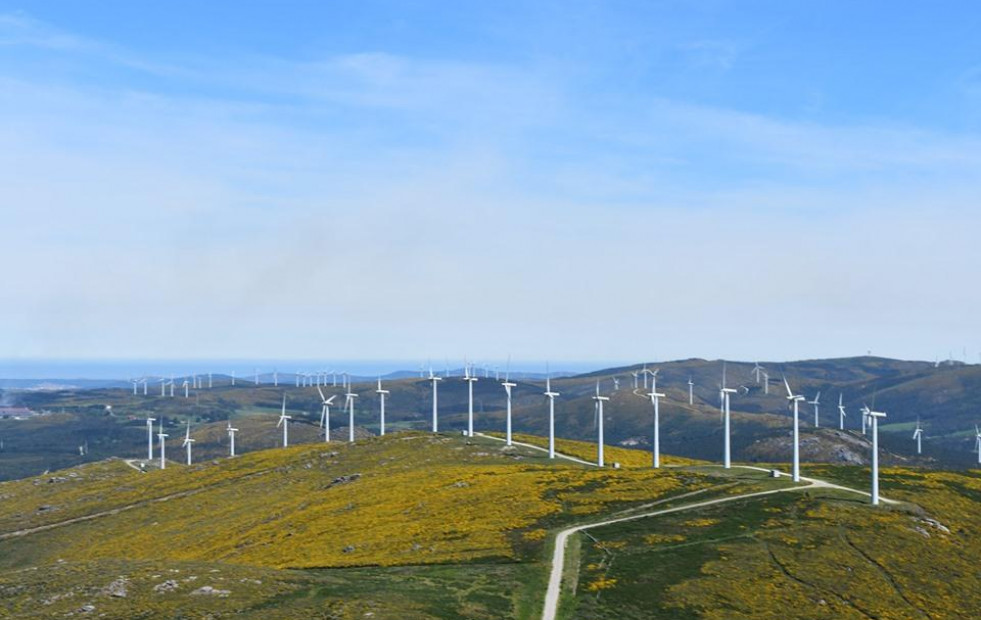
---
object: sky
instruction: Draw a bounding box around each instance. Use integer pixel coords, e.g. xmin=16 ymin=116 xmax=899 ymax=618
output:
xmin=2 ymin=1 xmax=980 ymax=367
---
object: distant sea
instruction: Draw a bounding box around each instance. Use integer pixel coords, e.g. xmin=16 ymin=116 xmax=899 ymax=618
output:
xmin=0 ymin=359 xmax=623 ymax=382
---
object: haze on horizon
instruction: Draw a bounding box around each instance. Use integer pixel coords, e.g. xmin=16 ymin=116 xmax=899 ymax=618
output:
xmin=2 ymin=2 xmax=980 ymax=364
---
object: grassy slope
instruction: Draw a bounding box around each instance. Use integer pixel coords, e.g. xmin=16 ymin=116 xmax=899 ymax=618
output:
xmin=0 ymin=433 xmax=721 ymax=618
xmin=565 ymin=467 xmax=981 ymax=619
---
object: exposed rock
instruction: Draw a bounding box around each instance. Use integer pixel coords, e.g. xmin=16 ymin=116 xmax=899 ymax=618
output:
xmin=343 ymin=545 xmax=356 ymax=553
xmin=153 ymin=580 xmax=179 ymax=593
xmin=101 ymin=577 xmax=128 ymax=598
xmin=190 ymin=586 xmax=230 ymax=597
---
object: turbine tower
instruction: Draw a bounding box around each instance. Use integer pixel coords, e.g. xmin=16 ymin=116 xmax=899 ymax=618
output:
xmin=277 ymin=394 xmax=291 ymax=447
xmin=146 ymin=416 xmax=156 ymax=461
xmin=592 ymin=382 xmax=609 ymax=467
xmin=975 ymin=426 xmax=981 ymax=466
xmin=345 ymin=385 xmax=358 ymax=443
xmin=227 ymin=420 xmax=238 ymax=457
xmin=464 ymin=364 xmax=478 ymax=437
xmin=784 ymin=377 xmax=806 ymax=482
xmin=182 ymin=421 xmax=195 ymax=465
xmin=687 ymin=377 xmax=694 ymax=405
xmin=641 ymin=364 xmax=648 ymax=390
xmin=752 ymin=362 xmax=763 ymax=383
xmin=182 ymin=379 xmax=190 ymax=399
xmin=912 ymin=419 xmax=923 ymax=455
xmin=544 ymin=373 xmax=559 ymax=459
xmin=376 ymin=378 xmax=389 ymax=436
xmin=649 ymin=386 xmax=666 ymax=468
xmin=762 ymin=371 xmax=769 ymax=395
xmin=721 ymin=363 xmax=737 ymax=469
xmin=317 ymin=386 xmax=336 ymax=442
xmin=838 ymin=393 xmax=847 ymax=430
xmin=502 ymin=371 xmax=517 ymax=447
xmin=867 ymin=407 xmax=887 ymax=505
xmin=428 ymin=368 xmax=442 ymax=433
xmin=808 ymin=391 xmax=821 ymax=427
xmin=157 ymin=418 xmax=168 ymax=470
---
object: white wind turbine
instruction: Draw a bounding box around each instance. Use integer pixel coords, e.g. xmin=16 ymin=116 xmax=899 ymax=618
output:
xmin=641 ymin=364 xmax=648 ymax=390
xmin=464 ymin=364 xmax=478 ymax=437
xmin=502 ymin=369 xmax=517 ymax=447
xmin=227 ymin=420 xmax=238 ymax=457
xmin=231 ymin=370 xmax=236 ymax=386
xmin=345 ymin=384 xmax=358 ymax=443
xmin=592 ymin=382 xmax=609 ymax=467
xmin=632 ymin=371 xmax=639 ymax=390
xmin=169 ymin=377 xmax=175 ymax=397
xmin=808 ymin=391 xmax=821 ymax=427
xmin=687 ymin=376 xmax=694 ymax=405
xmin=975 ymin=426 xmax=981 ymax=465
xmin=762 ymin=370 xmax=769 ymax=395
xmin=752 ymin=362 xmax=764 ymax=383
xmin=376 ymin=378 xmax=389 ymax=436
xmin=317 ymin=386 xmax=336 ymax=442
xmin=428 ymin=367 xmax=443 ymax=433
xmin=861 ymin=405 xmax=869 ymax=436
xmin=866 ymin=406 xmax=887 ymax=505
xmin=543 ymin=372 xmax=559 ymax=459
xmin=912 ymin=419 xmax=923 ymax=455
xmin=208 ymin=373 xmax=212 ymax=389
xmin=182 ymin=420 xmax=195 ymax=465
xmin=157 ymin=418 xmax=168 ymax=470
xmin=159 ymin=378 xmax=167 ymax=397
xmin=838 ymin=393 xmax=847 ymax=430
xmin=131 ymin=378 xmax=139 ymax=396
xmin=182 ymin=379 xmax=190 ymax=399
xmin=720 ymin=363 xmax=736 ymax=469
xmin=146 ymin=416 xmax=156 ymax=461
xmin=277 ymin=394 xmax=291 ymax=447
xmin=784 ymin=377 xmax=805 ymax=482
xmin=649 ymin=384 xmax=666 ymax=469
xmin=141 ymin=377 xmax=148 ymax=395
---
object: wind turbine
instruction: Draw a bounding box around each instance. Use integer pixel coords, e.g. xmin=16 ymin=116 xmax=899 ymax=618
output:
xmin=168 ymin=377 xmax=175 ymax=398
xmin=720 ymin=363 xmax=736 ymax=469
xmin=428 ymin=367 xmax=443 ymax=433
xmin=687 ymin=377 xmax=694 ymax=405
xmin=861 ymin=405 xmax=869 ymax=436
xmin=141 ymin=377 xmax=148 ymax=396
xmin=592 ymin=382 xmax=609 ymax=467
xmin=273 ymin=368 xmax=278 ymax=387
xmin=145 ymin=416 xmax=156 ymax=461
xmin=208 ymin=373 xmax=212 ymax=389
xmin=345 ymin=385 xmax=358 ymax=443
xmin=182 ymin=379 xmax=190 ymax=399
xmin=317 ymin=386 xmax=336 ymax=442
xmin=157 ymin=418 xmax=168 ymax=470
xmin=752 ymin=362 xmax=764 ymax=383
xmin=612 ymin=376 xmax=620 ymax=391
xmin=543 ymin=372 xmax=559 ymax=459
xmin=838 ymin=393 xmax=847 ymax=430
xmin=376 ymin=378 xmax=389 ymax=436
xmin=131 ymin=379 xmax=139 ymax=396
xmin=762 ymin=371 xmax=769 ymax=395
xmin=784 ymin=377 xmax=805 ymax=482
xmin=182 ymin=421 xmax=195 ymax=465
xmin=975 ymin=426 xmax=981 ymax=466
xmin=464 ymin=364 xmax=478 ymax=437
xmin=277 ymin=394 xmax=291 ymax=447
xmin=502 ymin=371 xmax=517 ymax=447
xmin=231 ymin=370 xmax=236 ymax=386
xmin=254 ymin=368 xmax=259 ymax=385
xmin=632 ymin=372 xmax=639 ymax=390
xmin=808 ymin=391 xmax=821 ymax=427
xmin=227 ymin=420 xmax=238 ymax=457
xmin=649 ymin=385 xmax=666 ymax=468
xmin=913 ymin=419 xmax=923 ymax=455
xmin=867 ymin=407 xmax=887 ymax=505
xmin=159 ymin=378 xmax=167 ymax=397
xmin=641 ymin=364 xmax=648 ymax=390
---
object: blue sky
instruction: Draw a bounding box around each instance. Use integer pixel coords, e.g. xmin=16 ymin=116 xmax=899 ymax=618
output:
xmin=2 ymin=2 xmax=980 ymax=364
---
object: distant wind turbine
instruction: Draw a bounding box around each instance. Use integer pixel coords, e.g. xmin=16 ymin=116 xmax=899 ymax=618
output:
xmin=131 ymin=379 xmax=139 ymax=396
xmin=866 ymin=406 xmax=887 ymax=505
xmin=429 ymin=367 xmax=442 ymax=433
xmin=808 ymin=391 xmax=821 ymax=427
xmin=277 ymin=394 xmax=291 ymax=447
xmin=544 ymin=371 xmax=559 ymax=459
xmin=752 ymin=362 xmax=764 ymax=383
xmin=784 ymin=377 xmax=806 ymax=482
xmin=376 ymin=378 xmax=389 ymax=436
xmin=345 ymin=384 xmax=358 ymax=443
xmin=227 ymin=420 xmax=238 ymax=457
xmin=464 ymin=364 xmax=478 ymax=437
xmin=157 ymin=418 xmax=168 ymax=470
xmin=502 ymin=369 xmax=517 ymax=447
xmin=146 ymin=416 xmax=156 ymax=461
xmin=649 ymin=385 xmax=666 ymax=469
xmin=975 ymin=426 xmax=981 ymax=466
xmin=182 ymin=379 xmax=190 ymax=399
xmin=317 ymin=386 xmax=336 ymax=442
xmin=720 ymin=363 xmax=736 ymax=469
xmin=687 ymin=376 xmax=694 ymax=405
xmin=593 ymin=382 xmax=609 ymax=467
xmin=182 ymin=420 xmax=195 ymax=465
xmin=913 ymin=419 xmax=923 ymax=455
xmin=838 ymin=393 xmax=847 ymax=430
